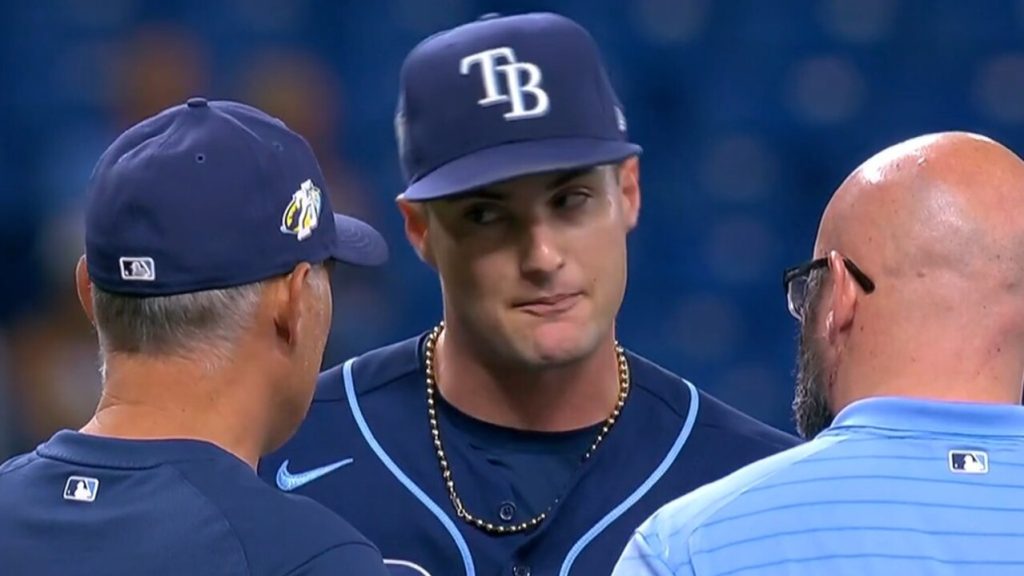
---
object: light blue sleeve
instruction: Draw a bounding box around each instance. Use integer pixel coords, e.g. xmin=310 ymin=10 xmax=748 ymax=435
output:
xmin=611 ymin=530 xmax=695 ymax=576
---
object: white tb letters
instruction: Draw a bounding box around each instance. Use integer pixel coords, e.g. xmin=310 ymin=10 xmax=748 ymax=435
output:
xmin=460 ymin=47 xmax=550 ymax=120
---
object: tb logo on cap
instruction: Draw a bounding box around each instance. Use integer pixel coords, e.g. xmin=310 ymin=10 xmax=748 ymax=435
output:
xmin=460 ymin=47 xmax=550 ymax=121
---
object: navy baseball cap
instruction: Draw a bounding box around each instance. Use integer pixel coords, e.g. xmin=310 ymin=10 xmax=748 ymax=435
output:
xmin=85 ymin=97 xmax=388 ymax=296
xmin=395 ymin=12 xmax=642 ymax=201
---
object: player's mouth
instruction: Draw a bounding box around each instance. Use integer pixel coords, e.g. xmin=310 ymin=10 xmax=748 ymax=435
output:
xmin=512 ymin=292 xmax=583 ymax=317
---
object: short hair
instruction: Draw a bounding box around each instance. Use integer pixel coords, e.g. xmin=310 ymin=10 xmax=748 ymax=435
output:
xmin=91 ymin=281 xmax=265 ymax=366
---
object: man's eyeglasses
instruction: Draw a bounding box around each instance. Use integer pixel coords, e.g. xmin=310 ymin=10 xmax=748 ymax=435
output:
xmin=782 ymin=257 xmax=875 ymax=321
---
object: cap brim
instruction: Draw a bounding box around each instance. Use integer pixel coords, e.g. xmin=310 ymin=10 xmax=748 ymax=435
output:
xmin=401 ymin=138 xmax=643 ymax=201
xmin=329 ymin=213 xmax=389 ymax=266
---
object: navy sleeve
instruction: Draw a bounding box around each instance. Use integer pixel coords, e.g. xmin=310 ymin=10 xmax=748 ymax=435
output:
xmin=283 ymin=542 xmax=389 ymax=576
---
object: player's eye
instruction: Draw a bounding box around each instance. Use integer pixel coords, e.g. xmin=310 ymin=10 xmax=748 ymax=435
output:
xmin=463 ymin=203 xmax=505 ymax=225
xmin=551 ymin=189 xmax=591 ymax=211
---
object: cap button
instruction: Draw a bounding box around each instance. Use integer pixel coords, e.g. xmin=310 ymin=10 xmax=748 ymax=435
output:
xmin=186 ymin=97 xmax=208 ymax=109
xmin=477 ymin=12 xmax=501 ymax=21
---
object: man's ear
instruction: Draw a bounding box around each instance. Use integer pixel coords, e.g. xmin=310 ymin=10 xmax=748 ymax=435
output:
xmin=617 ymin=157 xmax=641 ymax=231
xmin=75 ymin=256 xmax=95 ymax=325
xmin=397 ymin=196 xmax=436 ymax=268
xmin=826 ymin=250 xmax=858 ymax=343
xmin=274 ymin=262 xmax=314 ymax=350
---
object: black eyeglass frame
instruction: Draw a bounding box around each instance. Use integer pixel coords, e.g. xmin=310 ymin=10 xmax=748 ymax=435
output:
xmin=782 ymin=256 xmax=876 ymax=320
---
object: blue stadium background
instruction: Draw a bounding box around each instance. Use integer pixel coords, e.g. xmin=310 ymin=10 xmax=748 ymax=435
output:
xmin=3 ymin=0 xmax=1023 ymax=458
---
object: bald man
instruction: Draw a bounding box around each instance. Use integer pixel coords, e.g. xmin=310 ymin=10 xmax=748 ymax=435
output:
xmin=611 ymin=131 xmax=1024 ymax=576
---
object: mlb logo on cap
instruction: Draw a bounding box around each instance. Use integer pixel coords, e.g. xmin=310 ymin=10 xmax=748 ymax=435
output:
xmin=949 ymin=450 xmax=988 ymax=474
xmin=395 ymin=12 xmax=642 ymax=201
xmin=119 ymin=257 xmax=155 ymax=281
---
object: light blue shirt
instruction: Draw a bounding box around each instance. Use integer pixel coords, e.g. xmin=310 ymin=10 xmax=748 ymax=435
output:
xmin=613 ymin=397 xmax=1024 ymax=576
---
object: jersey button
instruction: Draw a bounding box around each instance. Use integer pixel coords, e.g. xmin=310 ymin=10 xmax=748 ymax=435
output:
xmin=513 ymin=565 xmax=531 ymax=576
xmin=498 ymin=501 xmax=516 ymax=522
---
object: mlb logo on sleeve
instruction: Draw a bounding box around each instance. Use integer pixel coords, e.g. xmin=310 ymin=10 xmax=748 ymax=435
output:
xmin=63 ymin=476 xmax=100 ymax=502
xmin=949 ymin=450 xmax=989 ymax=474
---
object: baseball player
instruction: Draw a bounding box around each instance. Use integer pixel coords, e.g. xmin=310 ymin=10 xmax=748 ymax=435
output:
xmin=0 ymin=98 xmax=390 ymax=575
xmin=260 ymin=13 xmax=798 ymax=576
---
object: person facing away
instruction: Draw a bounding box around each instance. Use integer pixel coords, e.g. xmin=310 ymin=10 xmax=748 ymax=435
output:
xmin=613 ymin=131 xmax=1024 ymax=576
xmin=0 ymin=97 xmax=392 ymax=576
xmin=259 ymin=12 xmax=798 ymax=576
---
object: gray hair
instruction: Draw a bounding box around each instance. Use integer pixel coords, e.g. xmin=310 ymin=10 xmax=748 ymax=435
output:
xmin=91 ymin=281 xmax=266 ymax=372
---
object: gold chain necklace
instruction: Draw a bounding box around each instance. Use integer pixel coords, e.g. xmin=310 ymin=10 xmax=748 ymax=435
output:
xmin=424 ymin=321 xmax=631 ymax=535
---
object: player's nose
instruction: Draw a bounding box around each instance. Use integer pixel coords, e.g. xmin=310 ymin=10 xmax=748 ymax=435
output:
xmin=519 ymin=222 xmax=564 ymax=278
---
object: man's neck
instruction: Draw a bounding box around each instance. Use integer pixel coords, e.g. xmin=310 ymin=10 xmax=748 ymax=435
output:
xmin=834 ymin=337 xmax=1024 ymax=411
xmin=80 ymin=356 xmax=267 ymax=469
xmin=432 ymin=326 xmax=624 ymax=432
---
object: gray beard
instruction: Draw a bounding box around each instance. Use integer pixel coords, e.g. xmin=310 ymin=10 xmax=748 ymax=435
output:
xmin=793 ymin=317 xmax=835 ymax=440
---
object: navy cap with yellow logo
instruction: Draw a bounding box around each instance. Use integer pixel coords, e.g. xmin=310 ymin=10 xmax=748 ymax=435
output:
xmin=85 ymin=97 xmax=388 ymax=296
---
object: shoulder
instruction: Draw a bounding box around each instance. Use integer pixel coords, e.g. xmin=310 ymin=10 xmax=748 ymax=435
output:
xmin=626 ymin=351 xmax=697 ymax=421
xmin=258 ymin=334 xmax=430 ymax=484
xmin=691 ymin=390 xmax=800 ymax=452
xmin=634 ymin=435 xmax=844 ymax=561
xmin=268 ymin=490 xmax=377 ymax=547
xmin=175 ymin=458 xmax=379 ymax=574
xmin=626 ymin=351 xmax=799 ymax=453
xmin=313 ymin=333 xmax=425 ymax=402
xmin=0 ymin=451 xmax=46 ymax=507
xmin=282 ymin=540 xmax=387 ymax=575
xmin=0 ymin=451 xmax=38 ymax=479
xmin=248 ymin=491 xmax=384 ymax=576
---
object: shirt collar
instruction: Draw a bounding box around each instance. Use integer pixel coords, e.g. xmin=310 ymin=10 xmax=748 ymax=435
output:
xmin=37 ymin=430 xmax=246 ymax=470
xmin=826 ymin=396 xmax=1024 ymax=437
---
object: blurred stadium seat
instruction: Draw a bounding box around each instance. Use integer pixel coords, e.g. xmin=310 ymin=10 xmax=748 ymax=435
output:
xmin=2 ymin=0 xmax=1021 ymax=457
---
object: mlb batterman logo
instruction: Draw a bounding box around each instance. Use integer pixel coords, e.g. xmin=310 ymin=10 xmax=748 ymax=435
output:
xmin=63 ymin=475 xmax=99 ymax=503
xmin=119 ymin=257 xmax=155 ymax=281
xmin=281 ymin=179 xmax=323 ymax=241
xmin=949 ymin=450 xmax=989 ymax=474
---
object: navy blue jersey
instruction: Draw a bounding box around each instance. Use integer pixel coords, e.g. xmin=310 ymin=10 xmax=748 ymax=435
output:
xmin=0 ymin=430 xmax=388 ymax=576
xmin=259 ymin=334 xmax=798 ymax=576
xmin=437 ymin=392 xmax=604 ymax=518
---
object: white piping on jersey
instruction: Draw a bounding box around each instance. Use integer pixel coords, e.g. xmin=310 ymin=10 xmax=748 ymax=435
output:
xmin=344 ymin=357 xmax=477 ymax=576
xmin=559 ymin=379 xmax=699 ymax=576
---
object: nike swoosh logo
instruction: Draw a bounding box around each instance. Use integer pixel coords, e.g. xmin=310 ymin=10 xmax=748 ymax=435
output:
xmin=275 ymin=458 xmax=353 ymax=491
